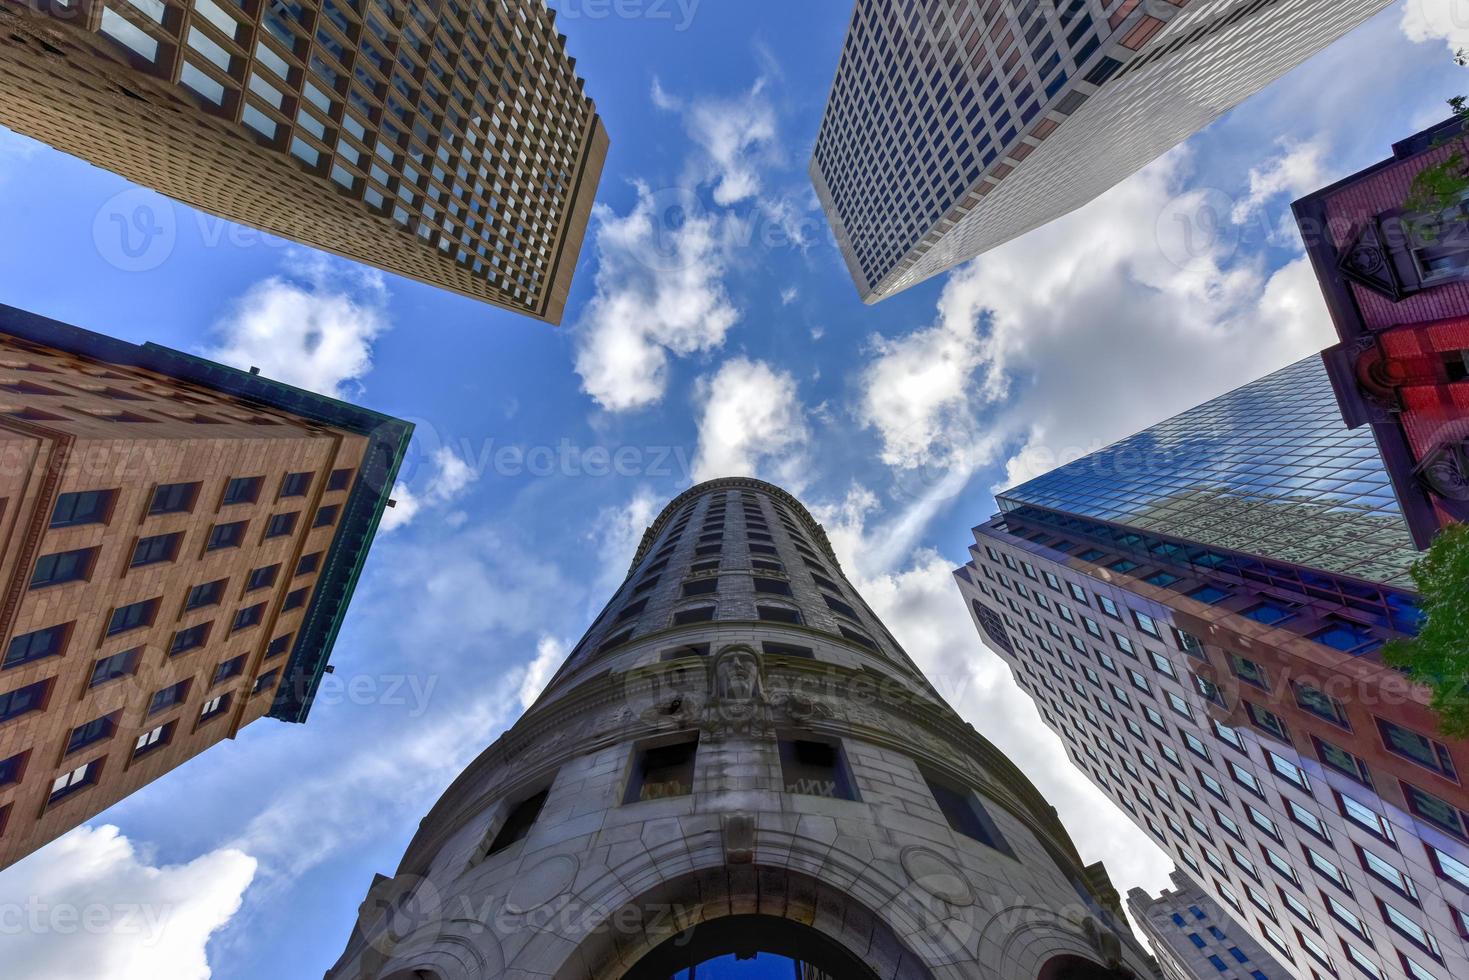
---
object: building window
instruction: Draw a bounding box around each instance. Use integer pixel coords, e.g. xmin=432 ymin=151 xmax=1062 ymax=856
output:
xmin=922 ymin=768 xmax=1011 ymax=854
xmin=0 ymin=750 xmax=27 ymax=787
xmin=130 ymin=532 xmax=182 ymax=567
xmin=133 ymin=721 xmax=174 ymax=759
xmin=757 ymin=605 xmax=802 ymax=625
xmin=762 ymin=642 xmax=814 ymax=659
xmin=66 ymin=713 xmax=118 ymax=755
xmin=824 ymin=593 xmax=859 ymax=618
xmin=485 ymin=788 xmax=550 ymax=857
xmin=148 ymin=482 xmax=200 ymax=515
xmin=48 ymin=760 xmax=101 ymax=805
xmin=283 ymin=588 xmax=308 ymax=611
xmin=779 ymin=738 xmax=857 ymax=801
xmin=169 ymin=623 xmax=211 ymax=655
xmin=313 ymin=504 xmax=340 ymax=528
xmin=148 ymin=680 xmax=190 ymax=715
xmin=89 ymin=648 xmax=141 ymax=688
xmin=50 ymin=489 xmax=116 ymax=528
xmin=1401 ymin=782 xmax=1468 ymax=840
xmin=1245 ymin=701 xmax=1289 ymax=741
xmin=1375 ymin=719 xmax=1458 ymax=780
xmin=624 ymin=735 xmax=698 ymax=803
xmin=296 ymin=552 xmax=322 ymax=576
xmin=252 ymin=669 xmax=279 ymax=695
xmin=232 ymin=603 xmax=266 ymax=633
xmin=1228 ymin=654 xmax=1270 ymax=690
xmin=199 ymin=694 xmax=231 ymax=722
xmin=326 ymin=468 xmax=353 ymax=491
xmin=207 ymin=521 xmax=248 ymax=550
xmin=1358 ymin=845 xmax=1418 ymax=901
xmin=839 ymin=626 xmax=879 ymax=651
xmin=4 ymin=623 xmax=71 ymax=669
xmin=222 ymin=476 xmax=262 ymax=505
xmin=279 ymin=472 xmax=312 ymax=497
xmin=1314 ymin=736 xmax=1373 ymax=788
xmin=265 ymin=634 xmax=292 ymax=658
xmin=682 ymin=578 xmax=718 ymax=598
xmin=186 ymin=579 xmax=227 ymax=610
xmin=31 ymin=547 xmax=97 ymax=588
xmin=1312 ymin=620 xmax=1380 ymax=655
xmin=264 ymin=513 xmax=299 ymax=538
xmin=214 ymin=656 xmax=246 ymax=684
xmin=672 ymin=606 xmax=716 ymax=625
xmin=1294 ymin=683 xmax=1351 ymax=729
xmin=755 ymin=578 xmax=794 ymax=597
xmin=108 ymin=598 xmax=159 ymax=636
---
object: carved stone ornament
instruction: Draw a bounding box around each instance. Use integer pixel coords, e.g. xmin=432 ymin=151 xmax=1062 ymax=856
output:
xmin=1416 ymin=439 xmax=1469 ymax=502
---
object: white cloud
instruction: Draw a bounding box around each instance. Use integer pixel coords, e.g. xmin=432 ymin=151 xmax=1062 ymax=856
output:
xmin=1230 ymin=139 xmax=1327 ymax=224
xmin=649 ymin=76 xmax=682 ymax=112
xmin=588 ymin=485 xmax=662 ymax=605
xmin=691 ymin=357 xmax=810 ymax=486
xmin=573 ymin=184 xmax=741 ymax=412
xmin=681 ymin=78 xmax=780 ymax=207
xmin=519 ymin=635 xmax=566 ymax=709
xmin=1401 ymin=0 xmax=1469 ymax=57
xmin=379 ymin=446 xmax=478 ymax=533
xmin=204 ymin=256 xmax=390 ymax=399
xmin=0 ymin=825 xmax=255 ymax=980
xmin=780 ymin=287 xmax=798 ymax=306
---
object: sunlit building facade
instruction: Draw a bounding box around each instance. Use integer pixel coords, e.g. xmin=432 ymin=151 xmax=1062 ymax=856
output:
xmin=1128 ymin=869 xmax=1291 ymax=980
xmin=811 ymin=0 xmax=1392 ymax=303
xmin=0 ymin=0 xmax=607 ymax=322
xmin=957 ymin=359 xmax=1469 ymax=980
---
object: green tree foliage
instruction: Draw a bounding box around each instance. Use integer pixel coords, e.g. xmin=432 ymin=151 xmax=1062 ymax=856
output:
xmin=1382 ymin=524 xmax=1469 ymax=738
xmin=1404 ymin=95 xmax=1469 ymax=215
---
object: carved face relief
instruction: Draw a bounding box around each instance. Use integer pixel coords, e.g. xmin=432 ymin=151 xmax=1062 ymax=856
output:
xmin=713 ymin=647 xmax=761 ymax=703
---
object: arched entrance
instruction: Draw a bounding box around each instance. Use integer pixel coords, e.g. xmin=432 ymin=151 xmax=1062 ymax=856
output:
xmin=625 ymin=915 xmax=882 ymax=979
xmin=1037 ymin=953 xmax=1127 ymax=980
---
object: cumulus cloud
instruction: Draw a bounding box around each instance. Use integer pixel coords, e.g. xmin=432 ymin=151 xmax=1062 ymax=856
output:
xmin=588 ymin=485 xmax=663 ymax=605
xmin=1230 ymin=139 xmax=1327 ymax=224
xmin=676 ymin=78 xmax=781 ymax=206
xmin=0 ymin=825 xmax=255 ymax=980
xmin=691 ymin=357 xmax=810 ymax=486
xmin=573 ymin=184 xmax=741 ymax=412
xmin=1401 ymin=0 xmax=1469 ymax=57
xmin=204 ymin=256 xmax=390 ymax=399
xmin=780 ymin=287 xmax=798 ymax=306
xmin=518 ymin=635 xmax=566 ymax=709
xmin=379 ymin=446 xmax=478 ymax=533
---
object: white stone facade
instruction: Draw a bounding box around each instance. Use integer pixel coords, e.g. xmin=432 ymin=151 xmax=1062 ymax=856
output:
xmin=327 ymin=479 xmax=1158 ymax=979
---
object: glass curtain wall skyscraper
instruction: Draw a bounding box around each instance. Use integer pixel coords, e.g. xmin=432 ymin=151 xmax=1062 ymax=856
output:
xmin=956 ymin=358 xmax=1469 ymax=980
xmin=811 ymin=0 xmax=1391 ymax=304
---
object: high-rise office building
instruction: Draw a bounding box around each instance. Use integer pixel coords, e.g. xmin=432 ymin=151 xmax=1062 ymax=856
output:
xmin=0 ymin=303 xmax=409 ymax=870
xmin=956 ymin=359 xmax=1469 ymax=980
xmin=0 ymin=0 xmax=607 ymax=323
xmin=328 ymin=478 xmax=1158 ymax=980
xmin=811 ymin=0 xmax=1391 ymax=304
xmin=1128 ymin=869 xmax=1291 ymax=980
xmin=1295 ymin=114 xmax=1469 ymax=548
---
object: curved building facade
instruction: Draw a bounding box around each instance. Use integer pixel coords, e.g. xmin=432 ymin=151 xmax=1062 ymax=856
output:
xmin=327 ymin=478 xmax=1158 ymax=980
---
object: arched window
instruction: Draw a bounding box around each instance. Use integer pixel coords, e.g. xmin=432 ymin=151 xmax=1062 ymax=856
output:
xmin=626 ymin=915 xmax=881 ymax=980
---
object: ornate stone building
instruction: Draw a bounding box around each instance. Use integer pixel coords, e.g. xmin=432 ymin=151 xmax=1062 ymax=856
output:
xmin=327 ymin=478 xmax=1158 ymax=979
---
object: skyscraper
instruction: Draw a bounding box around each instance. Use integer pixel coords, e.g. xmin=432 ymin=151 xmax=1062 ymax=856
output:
xmin=0 ymin=0 xmax=607 ymax=323
xmin=1127 ymin=869 xmax=1291 ymax=980
xmin=956 ymin=359 xmax=1469 ymax=980
xmin=328 ymin=478 xmax=1158 ymax=980
xmin=0 ymin=302 xmax=410 ymax=870
xmin=811 ymin=0 xmax=1391 ymax=304
xmin=1294 ymin=114 xmax=1469 ymax=548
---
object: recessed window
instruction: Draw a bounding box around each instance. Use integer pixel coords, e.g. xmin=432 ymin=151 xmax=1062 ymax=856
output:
xmin=624 ymin=735 xmax=698 ymax=804
xmin=89 ymin=648 xmax=141 ymax=688
xmin=682 ymin=578 xmax=718 ymax=598
xmin=1402 ymin=782 xmax=1468 ymax=840
xmin=283 ymin=587 xmax=308 ymax=611
xmin=246 ymin=564 xmax=280 ymax=591
xmin=170 ymin=623 xmax=211 ymax=655
xmin=107 ymin=598 xmax=159 ymax=636
xmin=1228 ymin=654 xmax=1270 ymax=690
xmin=1314 ymin=737 xmax=1373 ymax=788
xmin=0 ymin=678 xmax=50 ymax=723
xmin=779 ymin=738 xmax=857 ymax=800
xmin=30 ymin=547 xmax=97 ymax=588
xmin=695 ymin=544 xmax=721 ymax=557
xmin=1313 ymin=620 xmax=1380 ymax=655
xmin=823 ymin=593 xmax=857 ymax=617
xmin=923 ymin=767 xmax=1011 ymax=852
xmin=751 ymin=577 xmax=790 ymax=597
xmin=232 ymin=603 xmax=266 ymax=632
xmin=66 ymin=712 xmax=118 ymax=755
xmin=326 ymin=468 xmax=353 ymax=491
xmin=485 ymin=788 xmax=550 ymax=856
xmin=295 ymin=552 xmax=321 ymax=576
xmin=598 ymin=629 xmax=634 ymax=654
xmin=50 ymin=489 xmax=116 ymax=528
xmin=265 ymin=633 xmax=292 ymax=658
xmin=839 ymin=626 xmax=878 ymax=651
xmin=148 ymin=679 xmax=190 ymax=715
xmin=4 ymin=623 xmax=71 ymax=669
xmin=131 ymin=532 xmax=183 ymax=567
xmin=222 ymin=476 xmax=263 ymax=505
xmin=1189 ymin=585 xmax=1230 ymax=605
xmin=264 ymin=512 xmax=299 ymax=538
xmin=1376 ymin=718 xmax=1458 ymax=780
xmin=313 ymin=504 xmax=340 ymax=528
xmin=1293 ymin=682 xmax=1350 ymax=729
xmin=690 ymin=559 xmax=720 ymax=575
xmin=757 ymin=605 xmax=802 ymax=625
xmin=749 ymin=543 xmax=777 ymax=556
xmin=206 ymin=521 xmax=248 ymax=550
xmin=0 ymin=750 xmax=27 ymax=787
xmin=617 ymin=598 xmax=649 ymax=623
xmin=48 ymin=759 xmax=101 ymax=805
xmin=762 ymin=641 xmax=814 ymax=659
xmin=661 ymin=643 xmax=710 ymax=661
xmin=213 ymin=655 xmax=246 ymax=684
xmin=199 ymin=693 xmax=231 ymax=721
xmin=185 ymin=579 xmax=227 ymax=610
xmin=673 ymin=606 xmax=716 ymax=625
xmin=132 ymin=721 xmax=174 ymax=759
xmin=279 ymin=472 xmax=312 ymax=497
xmin=148 ymin=482 xmax=200 ymax=515
xmin=1244 ymin=601 xmax=1296 ymax=626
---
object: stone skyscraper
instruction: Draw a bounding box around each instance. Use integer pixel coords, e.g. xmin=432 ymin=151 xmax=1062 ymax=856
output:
xmin=812 ymin=0 xmax=1391 ymax=304
xmin=329 ymin=478 xmax=1157 ymax=979
xmin=1127 ymin=869 xmax=1290 ymax=980
xmin=0 ymin=0 xmax=607 ymax=322
xmin=0 ymin=303 xmax=410 ymax=870
xmin=957 ymin=359 xmax=1469 ymax=980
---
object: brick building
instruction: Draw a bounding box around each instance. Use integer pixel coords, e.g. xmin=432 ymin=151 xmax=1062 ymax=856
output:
xmin=328 ymin=478 xmax=1158 ymax=980
xmin=0 ymin=0 xmax=607 ymax=322
xmin=0 ymin=302 xmax=409 ymax=869
xmin=1295 ymin=115 xmax=1469 ymax=546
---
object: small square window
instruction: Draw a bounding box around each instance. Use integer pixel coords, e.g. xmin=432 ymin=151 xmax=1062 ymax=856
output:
xmin=214 ymin=656 xmax=246 ymax=684
xmin=170 ymin=622 xmax=211 ymax=655
xmin=1189 ymin=585 xmax=1230 ymax=605
xmin=148 ymin=679 xmax=190 ymax=715
xmin=199 ymin=693 xmax=231 ymax=721
xmin=149 ymin=482 xmax=200 ymax=515
xmin=4 ymin=623 xmax=71 ymax=668
xmin=279 ymin=472 xmax=312 ymax=497
xmin=232 ymin=603 xmax=266 ymax=632
xmin=247 ymin=564 xmax=280 ymax=591
xmin=283 ymin=587 xmax=308 ymax=611
xmin=207 ymin=521 xmax=248 ymax=551
xmin=108 ymin=598 xmax=159 ymax=636
xmin=132 ymin=721 xmax=175 ymax=758
xmin=326 ymin=468 xmax=353 ymax=491
xmin=89 ymin=648 xmax=141 ymax=687
xmin=130 ymin=532 xmax=182 ymax=567
xmin=264 ymin=513 xmax=299 ymax=538
xmin=185 ymin=579 xmax=227 ymax=610
xmin=50 ymin=489 xmax=116 ymax=528
xmin=779 ymin=738 xmax=857 ymax=800
xmin=295 ymin=552 xmax=322 ymax=576
xmin=252 ymin=669 xmax=280 ymax=695
xmin=222 ymin=476 xmax=262 ymax=505
xmin=624 ymin=736 xmax=698 ymax=804
xmin=313 ymin=504 xmax=340 ymax=528
xmin=265 ymin=633 xmax=292 ymax=658
xmin=31 ymin=547 xmax=97 ymax=588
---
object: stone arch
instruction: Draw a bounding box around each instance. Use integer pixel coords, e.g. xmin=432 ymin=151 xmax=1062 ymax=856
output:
xmin=372 ymin=925 xmax=502 ymax=980
xmin=1037 ymin=953 xmax=1128 ymax=980
xmin=624 ymin=914 xmax=883 ymax=979
xmin=541 ymin=863 xmax=938 ymax=980
xmin=972 ymin=907 xmax=1121 ymax=980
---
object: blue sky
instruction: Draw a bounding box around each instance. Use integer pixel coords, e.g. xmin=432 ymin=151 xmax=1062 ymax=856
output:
xmin=0 ymin=2 xmax=1465 ymax=977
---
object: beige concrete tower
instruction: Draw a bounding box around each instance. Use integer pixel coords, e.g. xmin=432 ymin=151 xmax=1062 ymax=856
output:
xmin=328 ymin=479 xmax=1159 ymax=980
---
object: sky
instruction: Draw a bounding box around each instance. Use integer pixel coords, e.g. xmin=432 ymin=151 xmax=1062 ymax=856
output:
xmin=0 ymin=2 xmax=1466 ymax=977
